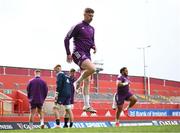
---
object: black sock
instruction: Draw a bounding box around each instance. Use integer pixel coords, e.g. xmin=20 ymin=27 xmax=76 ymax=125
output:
xmin=56 ymin=119 xmax=60 ymax=125
xmin=69 ymin=122 xmax=73 ymax=128
xmin=64 ymin=118 xmax=69 ymax=127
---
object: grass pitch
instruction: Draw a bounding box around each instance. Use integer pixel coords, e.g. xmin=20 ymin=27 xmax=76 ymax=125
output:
xmin=0 ymin=125 xmax=180 ymax=133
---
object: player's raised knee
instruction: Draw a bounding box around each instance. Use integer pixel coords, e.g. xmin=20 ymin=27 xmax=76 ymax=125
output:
xmin=90 ymin=67 xmax=96 ymax=74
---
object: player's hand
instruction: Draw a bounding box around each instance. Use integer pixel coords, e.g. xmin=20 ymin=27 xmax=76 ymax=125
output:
xmin=55 ymin=95 xmax=58 ymax=100
xmin=76 ymin=87 xmax=82 ymax=94
xmin=92 ymin=46 xmax=97 ymax=54
xmin=67 ymin=55 xmax=73 ymax=63
xmin=54 ymin=92 xmax=58 ymax=103
xmin=93 ymin=49 xmax=96 ymax=54
xmin=54 ymin=97 xmax=58 ymax=104
xmin=122 ymin=82 xmax=129 ymax=86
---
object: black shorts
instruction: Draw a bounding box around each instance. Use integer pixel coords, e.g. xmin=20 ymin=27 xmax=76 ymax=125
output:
xmin=30 ymin=103 xmax=43 ymax=110
xmin=58 ymin=96 xmax=71 ymax=106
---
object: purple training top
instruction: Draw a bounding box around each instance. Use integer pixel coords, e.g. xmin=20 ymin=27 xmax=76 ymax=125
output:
xmin=117 ymin=75 xmax=130 ymax=94
xmin=27 ymin=77 xmax=48 ymax=104
xmin=115 ymin=75 xmax=132 ymax=105
xmin=64 ymin=21 xmax=95 ymax=56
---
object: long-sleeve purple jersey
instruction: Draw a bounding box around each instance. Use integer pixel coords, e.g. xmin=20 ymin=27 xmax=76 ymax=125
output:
xmin=27 ymin=77 xmax=48 ymax=104
xmin=64 ymin=21 xmax=95 ymax=56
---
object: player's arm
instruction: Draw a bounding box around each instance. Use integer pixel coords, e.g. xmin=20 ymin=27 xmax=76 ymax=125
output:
xmin=64 ymin=25 xmax=78 ymax=63
xmin=26 ymin=81 xmax=31 ymax=99
xmin=56 ymin=73 xmax=64 ymax=94
xmin=91 ymin=27 xmax=96 ymax=54
xmin=55 ymin=73 xmax=64 ymax=103
xmin=44 ymin=81 xmax=48 ymax=100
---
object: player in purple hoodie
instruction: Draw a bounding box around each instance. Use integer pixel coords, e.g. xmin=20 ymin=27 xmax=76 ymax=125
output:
xmin=27 ymin=69 xmax=48 ymax=129
xmin=64 ymin=8 xmax=97 ymax=113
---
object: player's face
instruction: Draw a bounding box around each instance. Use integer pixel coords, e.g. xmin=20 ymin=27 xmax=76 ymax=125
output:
xmin=70 ymin=71 xmax=76 ymax=77
xmin=54 ymin=67 xmax=61 ymax=73
xmin=84 ymin=12 xmax=94 ymax=23
xmin=123 ymin=69 xmax=128 ymax=76
xmin=35 ymin=71 xmax=41 ymax=77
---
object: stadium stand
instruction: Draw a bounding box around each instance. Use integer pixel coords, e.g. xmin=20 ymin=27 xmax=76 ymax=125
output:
xmin=0 ymin=92 xmax=14 ymax=114
xmin=0 ymin=66 xmax=180 ymax=122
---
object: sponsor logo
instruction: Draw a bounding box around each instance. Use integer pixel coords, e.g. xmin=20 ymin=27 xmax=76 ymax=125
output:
xmin=111 ymin=121 xmax=153 ymax=127
xmin=48 ymin=121 xmax=112 ymax=128
xmin=0 ymin=124 xmax=13 ymax=130
xmin=172 ymin=111 xmax=180 ymax=116
xmin=130 ymin=110 xmax=167 ymax=116
xmin=129 ymin=109 xmax=180 ymax=117
xmin=152 ymin=120 xmax=180 ymax=126
xmin=85 ymin=122 xmax=110 ymax=127
xmin=0 ymin=122 xmax=49 ymax=130
xmin=16 ymin=123 xmax=46 ymax=129
xmin=73 ymin=122 xmax=86 ymax=128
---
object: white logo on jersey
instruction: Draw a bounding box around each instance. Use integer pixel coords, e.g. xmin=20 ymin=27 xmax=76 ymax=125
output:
xmin=66 ymin=79 xmax=70 ymax=83
xmin=74 ymin=51 xmax=81 ymax=59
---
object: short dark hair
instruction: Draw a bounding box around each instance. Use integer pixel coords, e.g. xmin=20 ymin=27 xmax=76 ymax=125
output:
xmin=54 ymin=64 xmax=61 ymax=70
xmin=70 ymin=68 xmax=76 ymax=72
xmin=120 ymin=67 xmax=127 ymax=74
xmin=84 ymin=8 xmax=94 ymax=13
xmin=35 ymin=69 xmax=41 ymax=72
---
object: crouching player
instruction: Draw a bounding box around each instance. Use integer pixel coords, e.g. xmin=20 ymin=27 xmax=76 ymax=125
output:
xmin=53 ymin=65 xmax=74 ymax=128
